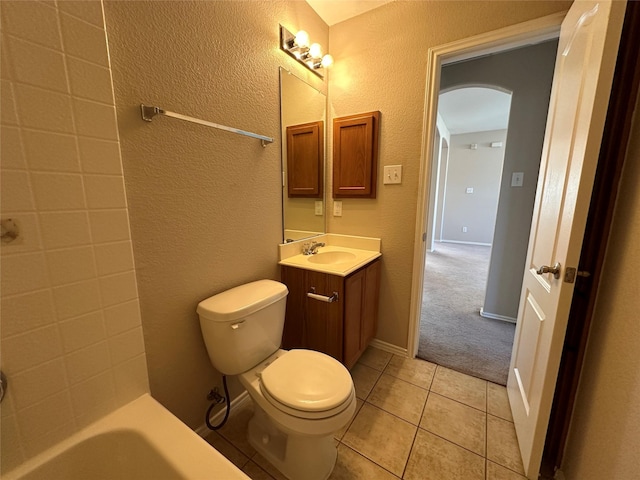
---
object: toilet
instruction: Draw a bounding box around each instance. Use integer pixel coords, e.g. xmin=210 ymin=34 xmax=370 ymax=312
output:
xmin=197 ymin=279 xmax=356 ymax=480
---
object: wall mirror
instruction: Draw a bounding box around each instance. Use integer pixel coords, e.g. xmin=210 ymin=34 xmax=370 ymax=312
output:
xmin=279 ymin=67 xmax=326 ymax=242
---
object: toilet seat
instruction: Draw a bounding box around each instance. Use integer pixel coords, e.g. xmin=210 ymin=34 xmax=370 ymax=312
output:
xmin=260 ymin=350 xmax=354 ymax=420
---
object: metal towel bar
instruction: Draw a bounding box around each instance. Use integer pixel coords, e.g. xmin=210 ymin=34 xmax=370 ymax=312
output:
xmin=140 ymin=104 xmax=274 ymax=147
xmin=307 ymin=287 xmax=339 ymax=303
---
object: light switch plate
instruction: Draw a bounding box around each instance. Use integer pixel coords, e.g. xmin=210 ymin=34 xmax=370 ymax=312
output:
xmin=314 ymin=201 xmax=323 ymax=216
xmin=383 ymin=165 xmax=402 ymax=184
xmin=333 ymin=201 xmax=342 ymax=217
xmin=512 ymin=172 xmax=524 ymax=187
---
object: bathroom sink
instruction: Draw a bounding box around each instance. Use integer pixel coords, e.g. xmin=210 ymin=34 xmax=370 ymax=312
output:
xmin=307 ymin=251 xmax=357 ymax=265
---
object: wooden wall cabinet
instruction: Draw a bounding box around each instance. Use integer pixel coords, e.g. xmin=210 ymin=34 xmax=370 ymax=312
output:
xmin=333 ymin=111 xmax=380 ymax=198
xmin=286 ymin=121 xmax=324 ymax=197
xmin=281 ymin=259 xmax=381 ymax=369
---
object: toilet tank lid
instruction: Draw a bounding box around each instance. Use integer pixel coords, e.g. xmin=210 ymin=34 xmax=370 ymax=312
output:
xmin=197 ymin=280 xmax=288 ymax=322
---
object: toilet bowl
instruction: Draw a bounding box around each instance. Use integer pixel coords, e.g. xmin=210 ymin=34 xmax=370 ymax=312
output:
xmin=197 ymin=280 xmax=356 ymax=480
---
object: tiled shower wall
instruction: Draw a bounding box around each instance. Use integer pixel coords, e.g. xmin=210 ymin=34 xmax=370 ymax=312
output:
xmin=0 ymin=1 xmax=149 ymax=472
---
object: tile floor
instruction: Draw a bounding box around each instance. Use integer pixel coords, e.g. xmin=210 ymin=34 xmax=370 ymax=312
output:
xmin=205 ymin=346 xmax=526 ymax=480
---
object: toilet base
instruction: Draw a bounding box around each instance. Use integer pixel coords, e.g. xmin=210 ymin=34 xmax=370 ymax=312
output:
xmin=247 ymin=405 xmax=337 ymax=480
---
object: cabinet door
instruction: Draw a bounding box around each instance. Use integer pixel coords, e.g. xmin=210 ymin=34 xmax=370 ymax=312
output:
xmin=286 ymin=121 xmax=324 ymax=197
xmin=305 ymin=270 xmax=343 ymax=361
xmin=361 ymin=259 xmax=381 ymax=347
xmin=343 ymin=268 xmax=365 ymax=369
xmin=281 ymin=266 xmax=305 ymax=349
xmin=333 ymin=111 xmax=380 ymax=198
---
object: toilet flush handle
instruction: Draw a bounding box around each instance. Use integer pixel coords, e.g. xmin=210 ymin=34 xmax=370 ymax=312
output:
xmin=231 ymin=320 xmax=246 ymax=330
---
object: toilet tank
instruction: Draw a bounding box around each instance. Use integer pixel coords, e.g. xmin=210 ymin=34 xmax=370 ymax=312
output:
xmin=197 ymin=280 xmax=288 ymax=375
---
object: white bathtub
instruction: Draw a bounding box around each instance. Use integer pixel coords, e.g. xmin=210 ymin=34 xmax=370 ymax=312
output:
xmin=5 ymin=394 xmax=249 ymax=480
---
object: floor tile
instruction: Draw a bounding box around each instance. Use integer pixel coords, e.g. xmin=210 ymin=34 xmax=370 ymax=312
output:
xmin=487 ymin=382 xmax=513 ymax=421
xmin=420 ymin=392 xmax=486 ymax=456
xmin=404 ymin=429 xmax=485 ymax=480
xmin=367 ymin=373 xmax=428 ymax=425
xmin=251 ymin=452 xmax=288 ymax=480
xmin=431 ymin=366 xmax=487 ymax=411
xmin=204 ymin=431 xmax=250 ymax=469
xmin=242 ymin=460 xmax=276 ymax=480
xmin=357 ymin=346 xmax=392 ymax=371
xmin=329 ymin=443 xmax=399 ymax=479
xmin=487 ymin=460 xmax=529 ymax=479
xmin=350 ymin=362 xmax=382 ymax=400
xmin=342 ymin=403 xmax=416 ymax=477
xmin=216 ymin=399 xmax=256 ymax=458
xmin=487 ymin=414 xmax=525 ymax=475
xmin=335 ymin=398 xmax=363 ymax=440
xmin=383 ymin=354 xmax=436 ymax=389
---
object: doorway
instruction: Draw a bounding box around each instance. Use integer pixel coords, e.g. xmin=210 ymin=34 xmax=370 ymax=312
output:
xmin=415 ymin=39 xmax=559 ymax=385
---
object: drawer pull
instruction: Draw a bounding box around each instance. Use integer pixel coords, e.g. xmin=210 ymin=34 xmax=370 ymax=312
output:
xmin=307 ymin=287 xmax=339 ymax=303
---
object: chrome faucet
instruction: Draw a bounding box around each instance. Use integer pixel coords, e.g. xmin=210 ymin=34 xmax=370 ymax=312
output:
xmin=302 ymin=241 xmax=325 ymax=255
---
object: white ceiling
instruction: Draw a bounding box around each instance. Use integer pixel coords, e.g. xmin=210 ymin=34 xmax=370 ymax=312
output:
xmin=439 ymin=88 xmax=512 ymax=135
xmin=304 ymin=1 xmax=511 ymax=135
xmin=306 ymin=0 xmax=394 ymax=26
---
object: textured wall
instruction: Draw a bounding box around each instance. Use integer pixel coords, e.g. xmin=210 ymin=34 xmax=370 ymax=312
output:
xmin=560 ymin=87 xmax=640 ymax=479
xmin=0 ymin=1 xmax=148 ymax=472
xmin=327 ymin=1 xmax=571 ymax=348
xmin=103 ymin=0 xmax=328 ymax=428
xmin=441 ymin=129 xmax=507 ymax=244
xmin=440 ymin=40 xmax=558 ymax=319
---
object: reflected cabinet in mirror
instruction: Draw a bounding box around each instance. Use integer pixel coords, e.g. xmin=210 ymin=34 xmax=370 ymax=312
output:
xmin=280 ymin=67 xmax=326 ymax=242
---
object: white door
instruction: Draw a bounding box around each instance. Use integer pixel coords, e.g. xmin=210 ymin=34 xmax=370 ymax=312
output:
xmin=507 ymin=1 xmax=626 ymax=478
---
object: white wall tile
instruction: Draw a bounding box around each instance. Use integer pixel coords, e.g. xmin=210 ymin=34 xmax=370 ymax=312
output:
xmin=69 ymin=370 xmax=115 ymax=414
xmin=8 ymin=36 xmax=68 ymax=93
xmin=0 ymin=170 xmax=35 ymax=212
xmin=1 ymin=126 xmax=26 ymax=169
xmin=67 ymin=57 xmax=113 ymax=104
xmin=0 ymin=213 xmax=42 ymax=255
xmin=1 ymin=33 xmax=15 ymax=81
xmin=1 ymin=325 xmax=62 ymax=373
xmin=113 ymin=354 xmax=149 ymax=404
xmin=10 ymin=358 xmax=68 ymax=410
xmin=17 ymin=391 xmax=73 ymax=449
xmin=39 ymin=211 xmax=92 ymax=249
xmin=59 ymin=13 xmax=108 ymax=66
xmin=89 ymin=209 xmax=131 ymax=243
xmin=83 ymin=175 xmax=126 ymax=209
xmin=0 ymin=414 xmax=25 ymax=474
xmin=94 ymin=241 xmax=133 ymax=276
xmin=104 ymin=300 xmax=142 ymax=336
xmin=99 ymin=271 xmax=137 ymax=307
xmin=23 ymin=422 xmax=75 ymax=459
xmin=22 ymin=131 xmax=80 ymax=172
xmin=0 ymin=80 xmax=18 ymax=125
xmin=0 ymin=1 xmax=62 ymax=50
xmin=45 ymin=245 xmax=97 ymax=286
xmin=0 ymin=252 xmax=49 ymax=297
xmin=14 ymin=84 xmax=75 ymax=134
xmin=57 ymin=1 xmax=105 ymax=28
xmin=0 ymin=289 xmax=55 ymax=338
xmin=73 ymin=98 xmax=118 ymax=140
xmin=65 ymin=340 xmax=110 ymax=384
xmin=78 ymin=137 xmax=122 ymax=175
xmin=31 ymin=173 xmax=86 ymax=211
xmin=59 ymin=311 xmax=106 ymax=353
xmin=108 ymin=326 xmax=144 ymax=365
xmin=52 ymin=279 xmax=102 ymax=320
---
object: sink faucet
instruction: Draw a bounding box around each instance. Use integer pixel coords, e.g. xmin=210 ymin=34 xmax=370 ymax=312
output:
xmin=302 ymin=241 xmax=325 ymax=255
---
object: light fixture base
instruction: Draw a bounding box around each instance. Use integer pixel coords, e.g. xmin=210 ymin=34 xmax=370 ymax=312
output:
xmin=279 ymin=25 xmax=327 ymax=79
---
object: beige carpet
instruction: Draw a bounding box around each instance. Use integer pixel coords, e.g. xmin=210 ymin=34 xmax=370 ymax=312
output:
xmin=417 ymin=242 xmax=515 ymax=385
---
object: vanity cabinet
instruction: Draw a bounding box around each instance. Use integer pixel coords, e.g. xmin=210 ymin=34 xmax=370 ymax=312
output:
xmin=281 ymin=259 xmax=381 ymax=369
xmin=333 ymin=111 xmax=380 ymax=198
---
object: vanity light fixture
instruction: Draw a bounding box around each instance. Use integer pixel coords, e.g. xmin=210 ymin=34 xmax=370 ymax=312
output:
xmin=280 ymin=25 xmax=333 ymax=78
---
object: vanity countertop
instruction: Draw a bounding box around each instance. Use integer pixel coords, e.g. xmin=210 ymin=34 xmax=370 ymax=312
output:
xmin=278 ymin=235 xmax=381 ymax=277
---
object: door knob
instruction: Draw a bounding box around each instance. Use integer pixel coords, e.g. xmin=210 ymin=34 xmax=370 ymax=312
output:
xmin=536 ymin=262 xmax=561 ymax=279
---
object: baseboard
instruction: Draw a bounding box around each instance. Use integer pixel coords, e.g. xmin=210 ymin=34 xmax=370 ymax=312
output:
xmin=439 ymin=239 xmax=493 ymax=247
xmin=369 ymin=338 xmax=409 ymax=357
xmin=479 ymin=307 xmax=517 ymax=324
xmin=195 ymin=390 xmax=250 ymax=438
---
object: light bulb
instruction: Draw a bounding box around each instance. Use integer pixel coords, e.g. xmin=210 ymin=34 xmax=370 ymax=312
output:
xmin=321 ymin=54 xmax=334 ymax=68
xmin=294 ymin=30 xmax=309 ymax=48
xmin=309 ymin=43 xmax=322 ymax=59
